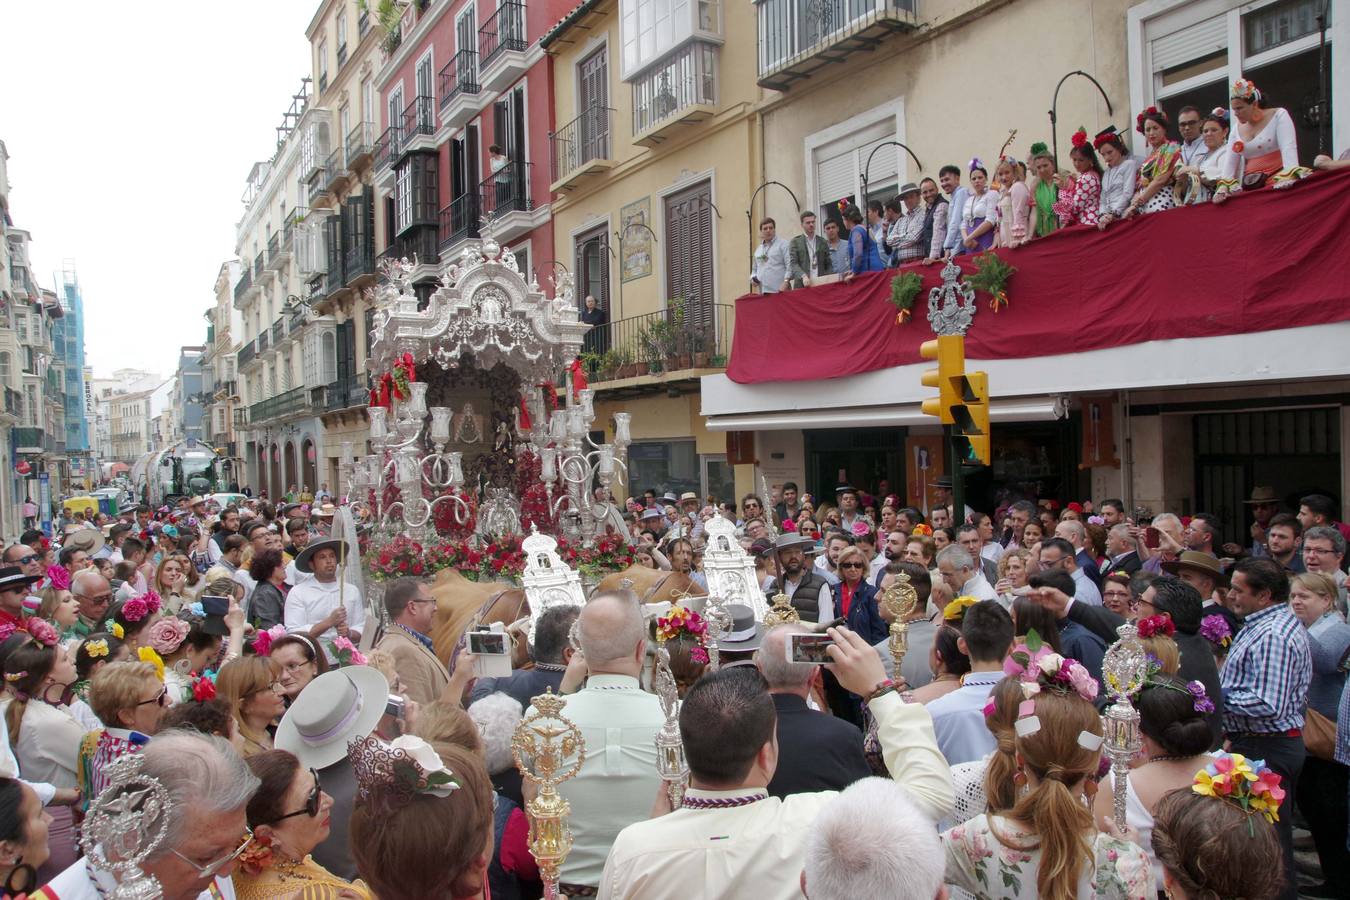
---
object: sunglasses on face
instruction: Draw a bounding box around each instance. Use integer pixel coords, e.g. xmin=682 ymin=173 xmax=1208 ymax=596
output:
xmin=839 ymin=562 xmax=865 ymax=570
xmin=267 ymin=769 xmax=322 ymax=823
xmin=138 ymin=686 xmax=169 ymax=708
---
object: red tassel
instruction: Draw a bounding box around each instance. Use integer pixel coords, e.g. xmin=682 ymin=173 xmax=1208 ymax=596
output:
xmin=518 ymin=395 xmax=533 ymax=431
xmin=570 ymin=357 xmax=588 ymax=398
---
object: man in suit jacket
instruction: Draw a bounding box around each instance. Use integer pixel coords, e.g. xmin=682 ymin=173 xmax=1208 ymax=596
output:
xmin=787 ymin=211 xmax=833 ymax=288
xmin=758 ymin=623 xmax=870 ymax=799
xmin=1104 ymin=523 xmax=1143 ymax=577
xmin=469 ymin=603 xmax=580 ymax=710
xmin=375 ymin=577 xmax=451 ymax=706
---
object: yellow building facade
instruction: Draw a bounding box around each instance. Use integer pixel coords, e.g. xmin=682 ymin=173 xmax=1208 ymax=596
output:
xmin=543 ymin=0 xmax=764 ymax=504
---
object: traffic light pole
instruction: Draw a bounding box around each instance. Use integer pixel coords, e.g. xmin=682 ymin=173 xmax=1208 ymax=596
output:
xmin=946 ymin=425 xmax=965 ymax=526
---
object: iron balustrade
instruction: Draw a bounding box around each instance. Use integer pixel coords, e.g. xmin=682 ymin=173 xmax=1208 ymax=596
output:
xmin=479 ymin=160 xmax=531 ymax=218
xmin=254 ymin=253 xmax=264 ymax=278
xmin=437 ymin=50 xmax=480 ymax=108
xmin=479 ymin=0 xmax=527 ymax=68
xmin=234 ymin=270 xmax=252 ymax=303
xmin=438 ymin=194 xmax=481 ymax=250
xmin=550 ymin=106 xmax=613 ymax=182
xmin=581 ymin=301 xmax=733 ymax=380
xmin=283 ymin=217 xmax=296 ymax=249
xmin=309 ymin=161 xmax=331 ymax=203
xmin=324 ymin=147 xmax=345 ymax=191
xmin=381 ymin=229 xmax=441 ymax=268
xmin=344 ymin=227 xmax=376 ymax=283
xmin=346 ymin=122 xmax=375 ymax=166
xmin=257 ymin=330 xmax=270 ymax=353
xmin=324 ymin=374 xmax=369 ymax=411
xmin=248 ymin=386 xmax=311 ymax=424
xmin=270 ymin=319 xmax=285 ymax=346
xmin=400 ymin=95 xmax=436 ymax=144
xmin=238 ymin=341 xmax=257 ymax=368
xmin=267 ymin=233 xmax=280 ymax=260
xmin=633 ymin=42 xmax=718 ymax=135
xmin=756 ymin=0 xmax=918 ymax=83
xmin=375 ymin=125 xmax=397 ymax=170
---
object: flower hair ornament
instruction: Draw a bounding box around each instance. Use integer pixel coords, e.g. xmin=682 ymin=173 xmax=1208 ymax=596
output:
xmin=943 ymin=595 xmax=978 ymax=624
xmin=350 ymin=734 xmax=460 ymax=816
xmin=137 ymin=647 xmax=165 ymax=682
xmin=1136 ymin=105 xmax=1168 ymax=134
xmin=191 ymin=671 xmax=217 ymax=702
xmin=910 ymin=523 xmax=933 ymax=537
xmin=1199 ymin=614 xmax=1232 ymax=649
xmin=968 ymin=157 xmax=984 ymax=174
xmin=1135 ymin=614 xmax=1175 ymax=639
xmin=1231 ymin=78 xmax=1260 ymax=103
xmin=1192 ymin=752 xmax=1284 ymax=829
xmin=1002 ymin=629 xmax=1101 ymax=747
xmin=1144 ymin=672 xmax=1215 ymax=714
xmin=251 ymin=624 xmax=288 ymax=657
xmin=1092 ymin=126 xmax=1121 ymax=150
xmin=84 ymin=638 xmax=110 ymax=660
xmin=79 ymin=751 xmax=175 ymax=899
xmin=147 ymin=617 xmax=190 ymax=656
xmin=108 ymin=621 xmax=125 ymax=640
xmin=47 ymin=564 xmax=71 ymax=591
xmin=655 ymin=605 xmax=710 ymax=665
xmin=1070 ymin=127 xmax=1089 ymax=149
xmin=0 ymin=622 xmax=17 ymax=645
xmin=25 ymin=618 xmax=59 ymax=649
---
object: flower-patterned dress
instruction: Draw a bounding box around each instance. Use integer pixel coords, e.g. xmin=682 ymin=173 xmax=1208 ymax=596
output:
xmin=942 ymin=814 xmax=1154 ymax=899
xmin=1052 ymin=171 xmax=1101 ymax=227
xmin=1136 ymin=142 xmax=1181 ymax=214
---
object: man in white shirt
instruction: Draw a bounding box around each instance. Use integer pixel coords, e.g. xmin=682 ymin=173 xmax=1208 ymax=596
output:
xmin=750 ymin=218 xmax=790 ymax=294
xmin=599 ymin=628 xmax=955 ymax=900
xmin=34 ymin=730 xmax=256 ymax=900
xmin=924 ymin=599 xmax=1014 ymax=765
xmin=1039 ymin=537 xmax=1102 ymax=607
xmin=936 ymin=545 xmax=998 ymax=603
xmin=556 ymin=592 xmax=665 ymax=895
xmin=283 ymin=539 xmax=365 ymax=654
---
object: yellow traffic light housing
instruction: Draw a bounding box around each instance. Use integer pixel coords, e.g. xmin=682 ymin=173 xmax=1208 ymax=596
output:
xmin=951 ymin=370 xmax=991 ymax=467
xmin=919 ymin=336 xmax=965 ymax=423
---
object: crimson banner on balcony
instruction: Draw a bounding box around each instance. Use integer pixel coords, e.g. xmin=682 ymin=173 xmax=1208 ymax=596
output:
xmin=727 ymin=168 xmax=1350 ymax=384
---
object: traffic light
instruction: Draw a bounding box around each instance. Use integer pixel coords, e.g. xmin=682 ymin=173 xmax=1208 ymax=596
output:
xmin=919 ymin=336 xmax=965 ymax=423
xmin=951 ymin=370 xmax=991 ymax=467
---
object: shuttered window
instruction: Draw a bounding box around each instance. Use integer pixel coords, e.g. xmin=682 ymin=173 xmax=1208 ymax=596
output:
xmin=812 ymin=117 xmax=901 ymax=216
xmin=1150 ymin=15 xmax=1226 ymax=73
xmin=575 ymin=226 xmax=611 ymax=315
xmin=665 ymin=180 xmax=715 ymax=334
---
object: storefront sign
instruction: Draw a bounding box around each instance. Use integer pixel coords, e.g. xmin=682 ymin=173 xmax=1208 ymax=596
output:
xmin=905 ymin=435 xmax=946 ymax=516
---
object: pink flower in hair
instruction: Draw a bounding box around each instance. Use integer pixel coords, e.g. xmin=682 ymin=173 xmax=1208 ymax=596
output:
xmin=139 ymin=590 xmax=163 ymax=615
xmin=148 ymin=617 xmax=191 ymax=655
xmin=47 ymin=565 xmax=71 ymax=591
xmin=121 ymin=597 xmax=150 ymax=623
xmin=25 ymin=618 xmax=59 ymax=648
xmin=252 ymin=624 xmax=287 ymax=656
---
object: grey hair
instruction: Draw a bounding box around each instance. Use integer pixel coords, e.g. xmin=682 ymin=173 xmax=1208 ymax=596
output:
xmin=138 ymin=729 xmax=260 ymax=857
xmin=936 ymin=545 xmax=974 ymax=573
xmin=756 ymin=624 xmax=813 ymax=690
xmin=1152 ymin=512 xmax=1182 ymax=531
xmin=468 ymin=692 xmax=524 ymax=776
xmin=71 ymin=569 xmax=105 ymax=598
xmin=1057 ymin=518 xmax=1086 ymax=543
xmin=803 ymin=778 xmax=942 ymax=900
xmin=1305 ymin=525 xmax=1347 ymax=556
xmin=1108 ymin=523 xmax=1132 ymax=541
xmin=578 ymin=590 xmax=645 ymax=665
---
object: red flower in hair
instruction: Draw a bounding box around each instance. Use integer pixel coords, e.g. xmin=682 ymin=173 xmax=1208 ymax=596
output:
xmin=1071 ymin=127 xmax=1088 ymax=149
xmin=1136 ymin=614 xmax=1175 ymax=639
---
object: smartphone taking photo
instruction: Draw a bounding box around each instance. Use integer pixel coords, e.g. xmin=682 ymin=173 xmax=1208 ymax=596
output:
xmin=787 ymin=633 xmax=834 ymax=664
xmin=469 ymin=627 xmax=512 ymax=678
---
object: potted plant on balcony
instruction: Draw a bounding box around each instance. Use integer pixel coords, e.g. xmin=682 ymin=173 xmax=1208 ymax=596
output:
xmin=614 ymin=347 xmax=635 ymax=380
xmin=579 ymin=351 xmax=602 ymax=381
xmin=690 ymin=323 xmax=710 ymax=369
xmin=645 ymin=319 xmax=677 ymax=373
xmin=598 ymin=349 xmax=620 ymax=381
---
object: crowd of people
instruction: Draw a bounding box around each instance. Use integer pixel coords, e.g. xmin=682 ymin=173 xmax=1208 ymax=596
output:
xmin=0 ymin=468 xmax=1337 ymax=899
xmin=750 ymin=76 xmax=1335 ymax=291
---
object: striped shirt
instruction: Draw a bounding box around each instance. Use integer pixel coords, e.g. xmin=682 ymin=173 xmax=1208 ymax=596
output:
xmin=1220 ymin=602 xmax=1311 ymax=735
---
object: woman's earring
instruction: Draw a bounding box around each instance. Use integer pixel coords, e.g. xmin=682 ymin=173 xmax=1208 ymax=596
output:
xmin=173 ymin=659 xmax=193 ymax=676
xmin=1013 ymin=768 xmax=1028 ymax=798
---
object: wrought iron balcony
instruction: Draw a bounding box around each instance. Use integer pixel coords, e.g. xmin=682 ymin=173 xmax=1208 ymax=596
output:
xmin=358 ymin=8 xmax=370 ymax=37
xmin=480 ymin=160 xmax=531 ymax=218
xmin=374 ymin=125 xmax=396 ymax=171
xmin=344 ymin=229 xmax=376 ymax=285
xmin=438 ymin=50 xmax=481 ymax=130
xmin=257 ymin=329 xmax=270 ymax=353
xmin=399 ymin=96 xmax=436 ymax=152
xmin=270 ymin=319 xmax=285 ymax=347
xmin=266 ymin=232 xmax=283 ymax=270
xmin=324 ymin=374 xmax=369 ymax=412
xmin=248 ymin=386 xmax=311 ymax=424
xmin=253 ymin=253 xmax=264 ymax=278
xmin=233 ymin=269 xmax=252 ymax=304
xmin=309 ymin=157 xmax=332 ymax=204
xmin=438 ymin=194 xmax=481 ymax=253
xmin=381 ymin=229 xmax=441 ymax=273
xmin=323 ymin=147 xmax=346 ymax=192
xmin=479 ymin=0 xmax=526 ymax=66
xmin=549 ymin=105 xmax=615 ymax=189
xmin=580 ymin=300 xmax=734 ymax=383
xmin=238 ymin=340 xmax=257 ymax=368
xmin=756 ymin=0 xmax=918 ymax=90
xmin=633 ymin=42 xmax=718 ymax=145
xmin=346 ymin=122 xmax=375 ymax=169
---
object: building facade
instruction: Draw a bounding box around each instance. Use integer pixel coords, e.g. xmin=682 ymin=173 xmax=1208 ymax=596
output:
xmin=52 ymin=262 xmax=91 ymax=490
xmin=698 ymin=0 xmax=1349 ymax=533
xmin=203 ymin=261 xmax=243 ymax=479
xmin=0 ymin=142 xmax=33 ymax=537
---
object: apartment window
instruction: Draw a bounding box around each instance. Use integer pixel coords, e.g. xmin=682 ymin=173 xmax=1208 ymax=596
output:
xmin=362 ymin=78 xmax=375 ymax=125
xmin=318 ymin=39 xmax=329 ymax=92
xmin=574 ymin=225 xmax=611 ymax=316
xmin=395 ymin=154 xmax=438 ymax=234
xmin=396 ymin=165 xmax=414 ymax=232
xmin=808 ymin=104 xmax=905 ymax=222
xmin=281 ymin=353 xmax=292 ymax=391
xmin=321 ymin=332 xmax=337 ymax=383
xmin=665 ymin=180 xmax=714 ymax=306
xmin=339 ymin=103 xmax=351 ymax=167
xmin=24 ymin=386 xmax=36 ymax=427
xmin=337 ymin=11 xmax=349 ymax=58
xmin=15 ymin=314 xmax=26 ymax=342
xmin=621 ymin=0 xmax=720 ymax=78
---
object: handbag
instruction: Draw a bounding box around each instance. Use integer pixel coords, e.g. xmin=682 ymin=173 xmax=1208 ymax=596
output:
xmin=1242 ymin=171 xmax=1268 ymax=190
xmin=1304 ymin=705 xmax=1337 ymax=761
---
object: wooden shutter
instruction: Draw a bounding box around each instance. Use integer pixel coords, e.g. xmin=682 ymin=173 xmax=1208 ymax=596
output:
xmin=1151 ymin=15 xmax=1227 ymax=73
xmin=324 ymin=215 xmax=342 ymax=284
xmin=664 ymin=180 xmax=714 ymax=327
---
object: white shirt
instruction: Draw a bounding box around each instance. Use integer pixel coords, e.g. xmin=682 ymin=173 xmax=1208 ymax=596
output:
xmin=960 ymin=572 xmax=998 ymax=602
xmin=925 ymin=670 xmax=1004 ymax=765
xmin=0 ymin=705 xmax=56 ymax=806
xmin=557 ymin=674 xmax=665 ymax=887
xmin=599 ymin=693 xmax=954 ymax=900
xmin=750 ymin=236 xmax=791 ymax=294
xmin=283 ymin=577 xmax=366 ymax=654
xmin=980 ymin=541 xmax=1004 ymax=565
xmin=1070 ymin=567 xmax=1103 ymax=606
xmin=37 ymin=857 xmax=236 ymax=900
xmin=0 ymin=699 xmax=86 ymax=789
xmin=811 ymin=555 xmax=841 ymax=586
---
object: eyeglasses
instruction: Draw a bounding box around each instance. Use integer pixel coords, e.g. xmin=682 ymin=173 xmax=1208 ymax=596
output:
xmin=839 ymin=562 xmax=865 ymax=570
xmin=137 ymin=686 xmax=169 ymax=708
xmin=265 ymin=769 xmax=322 ymax=824
xmin=12 ymin=555 xmax=36 ymax=566
xmin=170 ymin=827 xmax=254 ymax=878
xmin=1304 ymin=546 xmax=1336 ymax=556
xmin=80 ymin=592 xmax=114 ymax=604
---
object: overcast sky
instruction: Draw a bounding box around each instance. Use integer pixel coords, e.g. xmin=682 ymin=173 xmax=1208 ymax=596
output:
xmin=2 ymin=2 xmax=316 ymax=379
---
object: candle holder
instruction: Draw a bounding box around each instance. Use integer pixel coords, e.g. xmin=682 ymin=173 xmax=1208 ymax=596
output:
xmin=512 ymin=690 xmax=586 ymax=900
xmin=652 ymin=645 xmax=688 ymax=807
xmin=880 ymin=571 xmax=920 ymax=675
xmin=1100 ymin=621 xmax=1147 ymax=833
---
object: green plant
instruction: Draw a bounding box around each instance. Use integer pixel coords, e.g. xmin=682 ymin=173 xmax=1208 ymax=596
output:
xmin=888 ymin=271 xmax=923 ymax=324
xmin=359 ymin=0 xmax=405 ymax=53
xmin=579 ymin=351 xmax=602 ymax=377
xmin=645 ymin=320 xmax=677 ymax=360
xmin=967 ymin=252 xmax=1017 ymax=311
xmin=710 ymin=353 xmax=727 ymax=366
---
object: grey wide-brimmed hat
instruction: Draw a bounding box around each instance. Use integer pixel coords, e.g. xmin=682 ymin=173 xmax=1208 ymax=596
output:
xmin=716 ymin=603 xmax=765 ymax=653
xmin=765 ymin=533 xmax=817 ymax=557
xmin=274 ymin=668 xmax=389 ymax=770
xmin=898 ymin=182 xmax=920 ymax=197
xmin=61 ymin=528 xmax=105 ymax=556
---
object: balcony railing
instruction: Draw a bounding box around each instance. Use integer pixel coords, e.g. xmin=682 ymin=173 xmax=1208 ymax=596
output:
xmin=375 ymin=125 xmax=396 ymax=170
xmin=479 ymin=0 xmax=527 ymax=68
xmin=580 ymin=301 xmax=734 ymax=381
xmin=480 ymin=160 xmax=531 ymax=218
xmin=248 ymin=386 xmax=311 ymax=424
xmin=633 ymin=42 xmax=718 ymax=137
xmin=267 ymin=232 xmax=280 ymax=261
xmin=550 ymin=105 xmax=613 ymax=184
xmin=323 ymin=148 xmax=345 ymax=191
xmin=238 ymin=340 xmax=257 ymax=368
xmin=346 ymin=122 xmax=375 ymax=168
xmin=309 ymin=160 xmax=330 ymax=203
xmin=283 ymin=216 xmax=296 ymax=250
xmin=13 ymin=427 xmax=43 ymax=450
xmin=233 ymin=408 xmax=248 ymax=428
xmin=382 ymin=229 xmax=441 ymax=270
xmin=257 ymin=329 xmax=270 ymax=353
xmin=253 ymin=253 xmax=264 ymax=278
xmin=270 ymin=319 xmax=285 ymax=346
xmin=324 ymin=374 xmax=369 ymax=412
xmin=233 ymin=269 xmax=252 ymax=303
xmin=756 ymin=0 xmax=918 ymax=89
xmin=400 ymin=96 xmax=436 ymax=147
xmin=437 ymin=50 xmax=480 ymax=109
xmin=344 ymin=229 xmax=376 ymax=284
xmin=438 ymin=194 xmax=481 ymax=251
